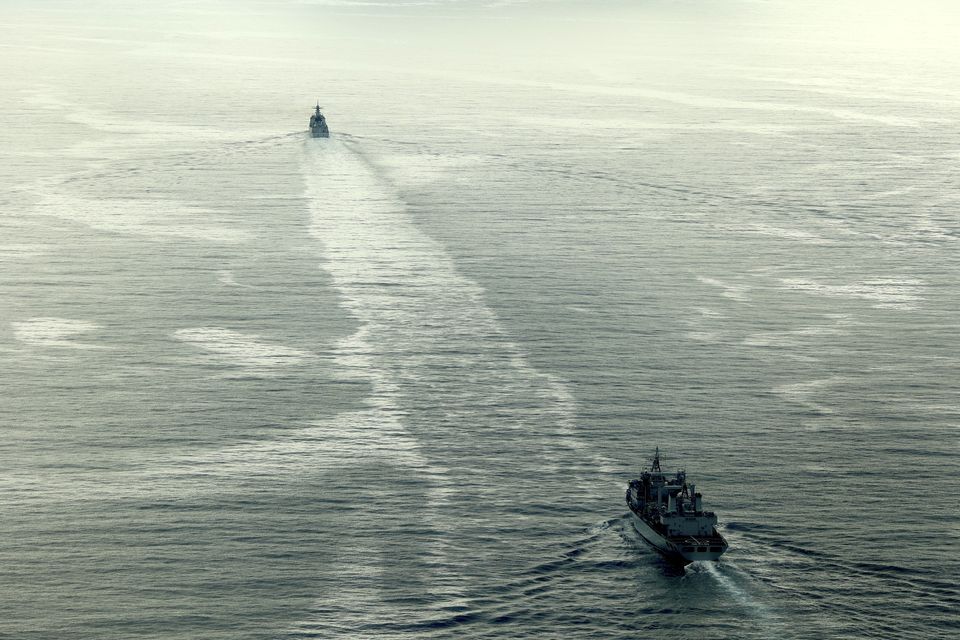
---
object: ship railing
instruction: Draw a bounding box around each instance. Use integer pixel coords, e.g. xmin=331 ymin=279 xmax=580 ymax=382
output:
xmin=675 ymin=534 xmax=725 ymax=546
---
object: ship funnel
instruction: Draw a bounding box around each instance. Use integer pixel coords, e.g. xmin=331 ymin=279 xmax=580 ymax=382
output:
xmin=667 ymin=493 xmax=676 ymax=513
xmin=694 ymin=493 xmax=703 ymax=512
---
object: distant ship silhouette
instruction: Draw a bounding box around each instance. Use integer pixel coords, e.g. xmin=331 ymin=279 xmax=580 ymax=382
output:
xmin=309 ymin=103 xmax=329 ymax=138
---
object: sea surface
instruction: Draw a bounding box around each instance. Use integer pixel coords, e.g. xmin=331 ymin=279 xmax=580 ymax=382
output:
xmin=1 ymin=1 xmax=959 ymax=638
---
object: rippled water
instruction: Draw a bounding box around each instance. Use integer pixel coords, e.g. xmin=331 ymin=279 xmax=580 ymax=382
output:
xmin=2 ymin=2 xmax=959 ymax=639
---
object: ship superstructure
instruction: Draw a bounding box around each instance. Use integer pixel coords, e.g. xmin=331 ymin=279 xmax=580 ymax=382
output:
xmin=626 ymin=448 xmax=728 ymax=563
xmin=309 ymin=103 xmax=329 ymax=138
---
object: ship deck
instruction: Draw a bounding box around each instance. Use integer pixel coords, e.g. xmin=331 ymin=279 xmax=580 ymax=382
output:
xmin=634 ymin=511 xmax=726 ymax=548
xmin=669 ymin=534 xmax=726 ymax=546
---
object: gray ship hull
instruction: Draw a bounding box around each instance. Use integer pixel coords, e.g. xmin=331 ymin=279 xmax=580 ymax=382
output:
xmin=629 ymin=512 xmax=726 ymax=564
xmin=308 ymin=104 xmax=329 ymax=138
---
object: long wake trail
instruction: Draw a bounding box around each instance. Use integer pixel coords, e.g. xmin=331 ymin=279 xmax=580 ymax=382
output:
xmin=289 ymin=138 xmax=617 ymax=635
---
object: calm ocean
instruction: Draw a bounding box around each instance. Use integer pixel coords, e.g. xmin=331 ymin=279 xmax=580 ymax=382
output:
xmin=1 ymin=1 xmax=958 ymax=638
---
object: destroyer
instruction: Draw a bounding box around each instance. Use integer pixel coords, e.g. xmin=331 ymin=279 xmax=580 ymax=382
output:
xmin=626 ymin=448 xmax=728 ymax=563
xmin=309 ymin=103 xmax=329 ymax=138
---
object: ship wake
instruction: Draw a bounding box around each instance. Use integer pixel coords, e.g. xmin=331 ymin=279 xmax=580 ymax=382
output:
xmin=286 ymin=138 xmax=618 ymax=636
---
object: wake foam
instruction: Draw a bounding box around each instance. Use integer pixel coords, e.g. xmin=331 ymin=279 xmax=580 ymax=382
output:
xmin=174 ymin=327 xmax=313 ymax=370
xmin=287 ymin=138 xmax=617 ymax=635
xmin=780 ymin=277 xmax=925 ymax=310
xmin=699 ymin=562 xmax=780 ymax=630
xmin=12 ymin=317 xmax=103 ymax=349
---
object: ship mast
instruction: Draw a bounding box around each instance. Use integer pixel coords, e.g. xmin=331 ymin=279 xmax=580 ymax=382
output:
xmin=651 ymin=446 xmax=662 ymax=472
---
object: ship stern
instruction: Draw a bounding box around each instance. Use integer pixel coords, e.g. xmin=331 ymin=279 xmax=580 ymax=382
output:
xmin=676 ymin=541 xmax=727 ymax=563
